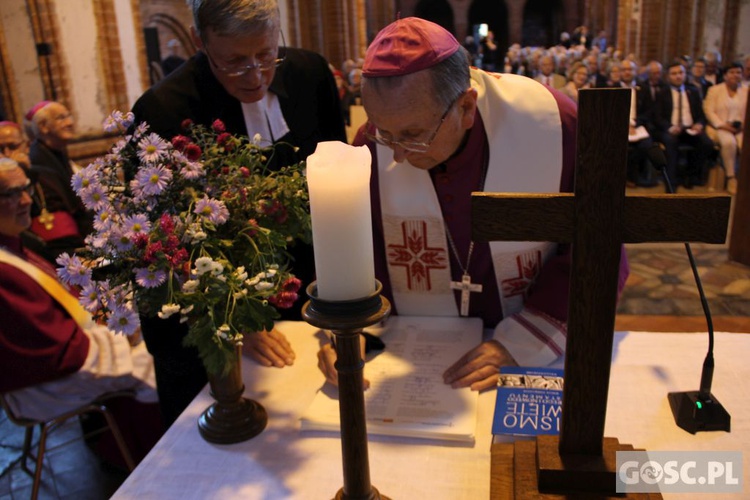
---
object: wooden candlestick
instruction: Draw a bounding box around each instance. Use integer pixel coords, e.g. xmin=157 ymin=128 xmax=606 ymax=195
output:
xmin=302 ymin=281 xmax=391 ymax=500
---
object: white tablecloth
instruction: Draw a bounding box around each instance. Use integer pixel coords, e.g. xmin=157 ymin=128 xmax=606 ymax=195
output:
xmin=113 ymin=325 xmax=750 ymax=499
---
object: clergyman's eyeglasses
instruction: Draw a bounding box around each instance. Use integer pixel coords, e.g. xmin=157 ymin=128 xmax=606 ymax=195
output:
xmin=0 ymin=140 xmax=27 ymax=153
xmin=0 ymin=181 xmax=34 ymax=202
xmin=203 ymin=31 xmax=286 ymax=77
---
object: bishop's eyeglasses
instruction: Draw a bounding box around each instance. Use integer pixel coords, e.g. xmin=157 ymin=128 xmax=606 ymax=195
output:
xmin=364 ymin=90 xmax=464 ymax=153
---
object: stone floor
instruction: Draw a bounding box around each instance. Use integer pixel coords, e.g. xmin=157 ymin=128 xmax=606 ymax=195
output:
xmin=0 ymin=415 xmax=128 ymax=500
xmin=618 ymin=244 xmax=750 ymax=317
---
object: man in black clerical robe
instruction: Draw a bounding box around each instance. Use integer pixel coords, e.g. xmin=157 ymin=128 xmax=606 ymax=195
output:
xmin=130 ymin=0 xmax=345 ymax=427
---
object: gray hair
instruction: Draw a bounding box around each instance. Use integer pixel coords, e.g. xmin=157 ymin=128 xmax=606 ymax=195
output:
xmin=27 ymin=104 xmax=54 ymax=140
xmin=189 ymin=0 xmax=279 ymax=38
xmin=363 ymin=47 xmax=471 ymax=109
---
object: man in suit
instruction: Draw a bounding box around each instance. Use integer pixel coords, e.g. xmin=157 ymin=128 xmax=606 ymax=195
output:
xmin=654 ymin=62 xmax=715 ymax=189
xmin=534 ymin=55 xmax=566 ymax=90
xmin=637 ymin=61 xmax=664 ymax=137
xmin=689 ymin=57 xmax=714 ymax=99
xmin=620 ymin=60 xmax=657 ymax=186
xmin=704 ymin=50 xmax=724 ymax=86
xmin=584 ymin=54 xmax=607 ymax=88
xmin=26 ymin=101 xmax=91 ymax=261
xmin=131 ymin=0 xmax=346 ymax=427
xmin=571 ymin=25 xmax=591 ymax=50
xmin=161 ymin=38 xmax=187 ymax=76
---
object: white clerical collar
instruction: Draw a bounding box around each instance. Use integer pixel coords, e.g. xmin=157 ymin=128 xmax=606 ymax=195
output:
xmin=241 ymin=92 xmax=290 ymax=146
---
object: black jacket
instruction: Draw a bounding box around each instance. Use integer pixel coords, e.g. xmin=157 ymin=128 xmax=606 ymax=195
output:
xmin=131 ymin=49 xmax=346 ymax=165
xmin=653 ymin=83 xmax=706 ymax=133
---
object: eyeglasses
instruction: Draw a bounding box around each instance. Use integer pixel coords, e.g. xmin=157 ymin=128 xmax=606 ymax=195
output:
xmin=365 ymin=91 xmax=464 ymax=153
xmin=0 ymin=140 xmax=27 ymax=152
xmin=203 ymin=31 xmax=286 ymax=77
xmin=0 ymin=182 xmax=34 ymax=202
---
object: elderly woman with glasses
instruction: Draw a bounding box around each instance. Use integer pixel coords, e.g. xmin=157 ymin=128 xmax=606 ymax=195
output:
xmin=317 ymin=18 xmax=629 ymax=392
xmin=561 ymin=61 xmax=590 ymax=103
xmin=131 ymin=0 xmax=346 ymax=427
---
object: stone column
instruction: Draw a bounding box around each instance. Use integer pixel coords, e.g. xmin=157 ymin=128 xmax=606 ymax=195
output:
xmin=507 ymin=0 xmax=526 ymax=46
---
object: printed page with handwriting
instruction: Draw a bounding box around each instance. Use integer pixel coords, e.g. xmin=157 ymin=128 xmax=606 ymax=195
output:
xmin=299 ymin=315 xmax=482 ymax=444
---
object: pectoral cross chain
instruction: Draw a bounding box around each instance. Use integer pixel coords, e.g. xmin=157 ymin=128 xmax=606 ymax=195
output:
xmin=450 ymin=273 xmax=482 ymax=316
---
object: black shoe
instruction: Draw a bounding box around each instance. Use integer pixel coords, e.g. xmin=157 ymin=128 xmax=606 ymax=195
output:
xmin=683 ymin=179 xmax=693 ymax=189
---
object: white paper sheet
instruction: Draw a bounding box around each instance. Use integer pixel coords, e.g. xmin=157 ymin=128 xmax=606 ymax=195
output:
xmin=300 ymin=316 xmax=482 ymax=443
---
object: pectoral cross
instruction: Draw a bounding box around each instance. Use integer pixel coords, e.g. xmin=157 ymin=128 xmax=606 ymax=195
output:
xmin=450 ymin=273 xmax=482 ymax=316
xmin=37 ymin=209 xmax=55 ymax=230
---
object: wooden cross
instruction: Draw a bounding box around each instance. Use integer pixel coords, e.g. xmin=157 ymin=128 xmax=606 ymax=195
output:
xmin=472 ymin=88 xmax=731 ymax=496
xmin=450 ymin=273 xmax=482 ymax=316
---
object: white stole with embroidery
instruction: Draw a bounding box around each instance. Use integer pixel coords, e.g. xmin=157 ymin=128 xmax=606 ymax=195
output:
xmin=379 ymin=70 xmax=563 ymax=320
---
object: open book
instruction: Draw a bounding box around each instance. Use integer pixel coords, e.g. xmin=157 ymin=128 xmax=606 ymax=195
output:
xmin=299 ymin=316 xmax=482 ymax=444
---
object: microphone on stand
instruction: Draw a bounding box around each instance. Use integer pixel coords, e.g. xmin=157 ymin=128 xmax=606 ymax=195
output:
xmin=647 ymin=144 xmax=731 ymax=433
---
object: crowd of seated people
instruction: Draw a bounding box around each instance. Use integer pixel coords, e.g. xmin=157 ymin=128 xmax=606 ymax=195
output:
xmin=330 ymin=57 xmax=366 ymax=130
xmin=467 ymin=38 xmax=746 ymax=194
xmin=332 ymin=32 xmax=746 ymax=194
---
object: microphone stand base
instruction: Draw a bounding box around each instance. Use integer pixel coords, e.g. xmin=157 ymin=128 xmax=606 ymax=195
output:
xmin=668 ymin=391 xmax=731 ymax=434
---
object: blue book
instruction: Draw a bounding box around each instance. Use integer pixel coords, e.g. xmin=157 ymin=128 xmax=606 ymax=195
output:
xmin=492 ymin=366 xmax=564 ymax=437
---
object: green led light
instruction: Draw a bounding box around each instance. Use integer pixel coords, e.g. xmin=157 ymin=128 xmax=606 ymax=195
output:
xmin=696 ymin=401 xmax=703 ymax=409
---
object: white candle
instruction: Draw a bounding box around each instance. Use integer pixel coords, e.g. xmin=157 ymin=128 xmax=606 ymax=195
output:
xmin=306 ymin=141 xmax=375 ymax=301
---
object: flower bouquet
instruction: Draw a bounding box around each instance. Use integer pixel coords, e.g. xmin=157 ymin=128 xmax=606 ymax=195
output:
xmin=56 ymin=111 xmax=311 ymax=378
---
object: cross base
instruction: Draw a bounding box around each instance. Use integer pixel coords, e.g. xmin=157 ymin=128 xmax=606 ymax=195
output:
xmin=491 ymin=435 xmax=663 ymax=499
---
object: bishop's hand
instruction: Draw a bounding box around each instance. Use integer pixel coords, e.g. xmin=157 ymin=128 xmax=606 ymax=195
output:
xmin=242 ymin=327 xmax=296 ymax=367
xmin=443 ymin=340 xmax=517 ymax=392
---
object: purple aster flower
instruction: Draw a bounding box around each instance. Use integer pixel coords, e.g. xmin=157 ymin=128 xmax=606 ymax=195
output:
xmin=180 ymin=160 xmax=205 ymax=180
xmin=122 ymin=213 xmax=151 ymax=238
xmin=137 ymin=133 xmax=169 ymax=163
xmin=102 ymin=110 xmax=135 ymax=133
xmin=131 ymin=122 xmax=149 ymax=141
xmin=194 ymin=197 xmax=229 ymax=225
xmin=109 ymin=227 xmax=134 ymax=252
xmin=71 ymin=164 xmax=99 ymax=194
xmin=110 ymin=138 xmax=128 ymax=156
xmin=56 ymin=253 xmax=92 ymax=287
xmin=93 ymin=209 xmax=115 ymax=232
xmin=79 ymin=183 xmax=109 ymax=212
xmin=79 ymin=281 xmax=101 ymax=313
xmin=133 ymin=165 xmax=172 ymax=197
xmin=107 ymin=304 xmax=140 ymax=336
xmin=85 ymin=231 xmax=110 ymax=250
xmin=134 ymin=267 xmax=167 ymax=288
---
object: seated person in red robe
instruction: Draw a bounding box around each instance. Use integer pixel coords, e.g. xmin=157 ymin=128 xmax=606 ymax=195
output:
xmin=0 ymin=158 xmax=163 ymax=464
